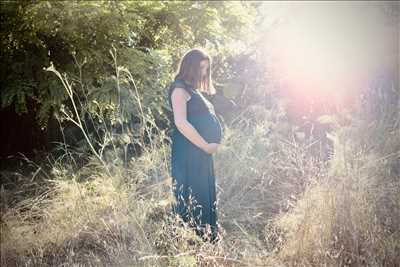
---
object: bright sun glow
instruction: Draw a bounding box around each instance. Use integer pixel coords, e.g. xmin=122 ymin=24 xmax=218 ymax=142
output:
xmin=258 ymin=1 xmax=398 ymax=110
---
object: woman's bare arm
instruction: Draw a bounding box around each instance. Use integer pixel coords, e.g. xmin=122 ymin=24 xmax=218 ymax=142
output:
xmin=171 ymin=87 xmax=210 ymax=152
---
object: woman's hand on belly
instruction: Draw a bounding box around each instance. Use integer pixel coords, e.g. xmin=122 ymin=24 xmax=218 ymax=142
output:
xmin=204 ymin=143 xmax=219 ymax=155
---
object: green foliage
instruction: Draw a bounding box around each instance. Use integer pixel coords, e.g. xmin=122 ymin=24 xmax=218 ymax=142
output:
xmin=1 ymin=79 xmax=34 ymax=114
xmin=1 ymin=1 xmax=255 ymax=129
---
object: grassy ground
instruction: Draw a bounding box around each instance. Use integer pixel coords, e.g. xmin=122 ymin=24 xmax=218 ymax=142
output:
xmin=1 ymin=106 xmax=399 ymax=266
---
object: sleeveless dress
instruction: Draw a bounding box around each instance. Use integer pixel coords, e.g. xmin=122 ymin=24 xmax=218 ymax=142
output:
xmin=167 ymin=78 xmax=223 ymax=242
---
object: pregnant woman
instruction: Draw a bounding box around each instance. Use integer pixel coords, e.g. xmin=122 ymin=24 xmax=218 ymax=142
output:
xmin=167 ymin=48 xmax=223 ymax=243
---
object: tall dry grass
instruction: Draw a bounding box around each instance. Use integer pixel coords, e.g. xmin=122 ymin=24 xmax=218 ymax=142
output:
xmin=2 ymin=96 xmax=316 ymax=266
xmin=213 ymin=104 xmax=329 ymax=260
xmin=272 ymin=80 xmax=400 ymax=266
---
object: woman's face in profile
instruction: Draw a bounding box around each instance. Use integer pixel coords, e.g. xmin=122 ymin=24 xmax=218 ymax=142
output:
xmin=200 ymin=59 xmax=209 ymax=77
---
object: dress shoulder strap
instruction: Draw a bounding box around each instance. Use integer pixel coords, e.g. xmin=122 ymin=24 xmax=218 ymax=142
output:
xmin=169 ymin=79 xmax=194 ymax=96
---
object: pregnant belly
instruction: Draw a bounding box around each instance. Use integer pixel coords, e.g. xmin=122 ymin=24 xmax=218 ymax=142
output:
xmin=189 ymin=113 xmax=223 ymax=144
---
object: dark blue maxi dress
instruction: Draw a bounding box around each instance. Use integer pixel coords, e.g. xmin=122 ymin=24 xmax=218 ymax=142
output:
xmin=167 ymin=78 xmax=223 ymax=241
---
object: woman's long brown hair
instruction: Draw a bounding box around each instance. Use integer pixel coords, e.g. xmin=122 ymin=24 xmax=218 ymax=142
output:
xmin=174 ymin=48 xmax=216 ymax=95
